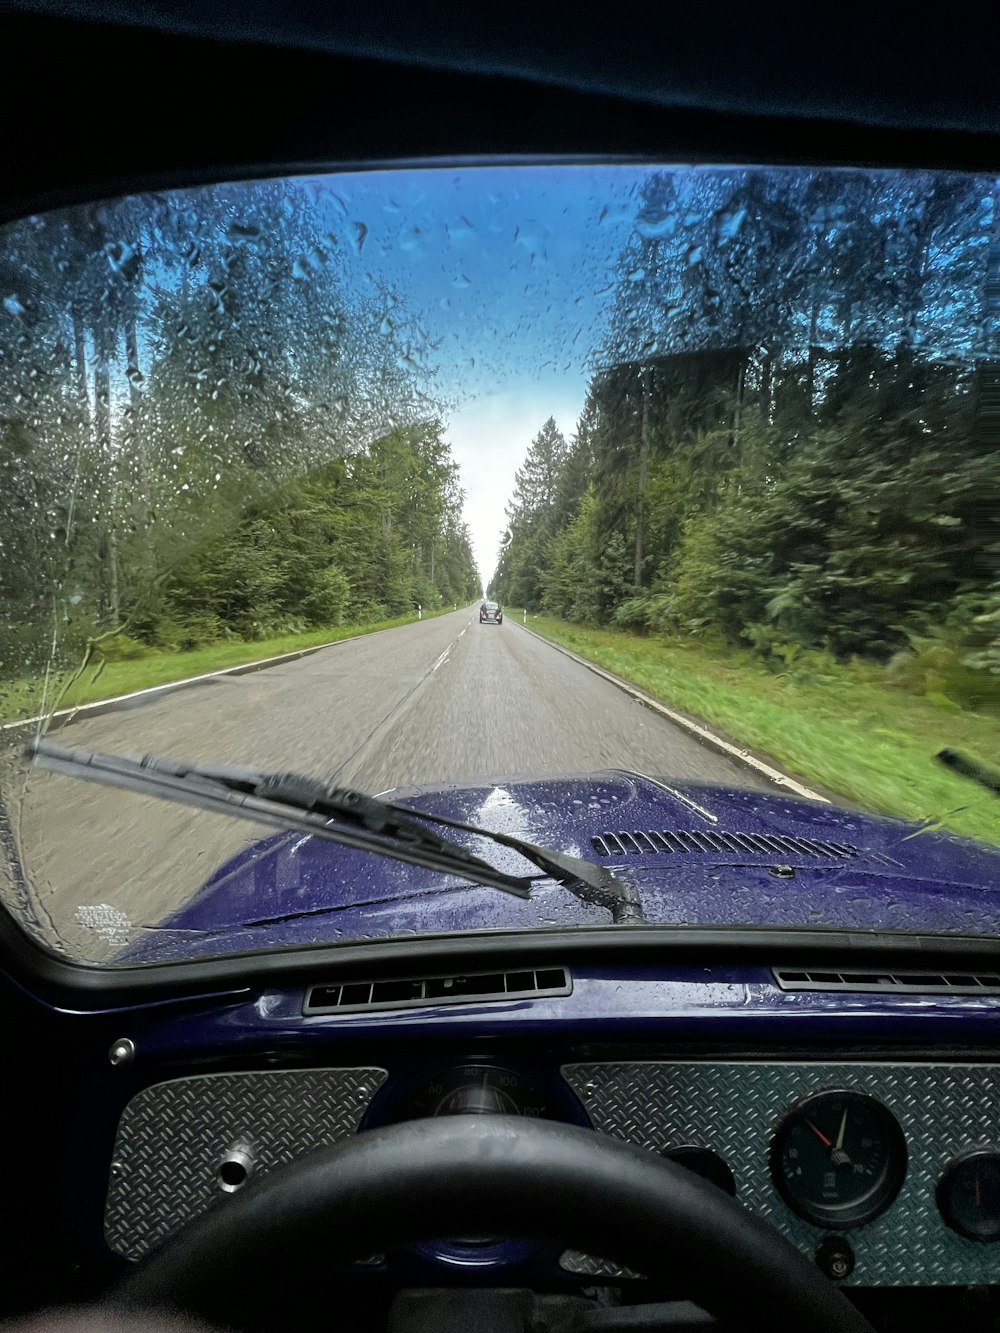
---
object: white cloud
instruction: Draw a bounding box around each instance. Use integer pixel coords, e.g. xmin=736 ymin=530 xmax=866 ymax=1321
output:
xmin=444 ymin=372 xmax=588 ymax=587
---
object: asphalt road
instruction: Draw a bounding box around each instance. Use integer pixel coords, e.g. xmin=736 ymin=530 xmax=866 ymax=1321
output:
xmin=0 ymin=608 xmax=777 ymax=959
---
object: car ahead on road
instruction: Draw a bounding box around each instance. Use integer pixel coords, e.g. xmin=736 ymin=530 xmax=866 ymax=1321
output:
xmin=480 ymin=601 xmax=503 ymax=624
xmin=2 ymin=7 xmax=1000 ymax=1333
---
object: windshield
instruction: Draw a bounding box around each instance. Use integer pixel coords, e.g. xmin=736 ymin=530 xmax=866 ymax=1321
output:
xmin=1 ymin=163 xmax=998 ymax=966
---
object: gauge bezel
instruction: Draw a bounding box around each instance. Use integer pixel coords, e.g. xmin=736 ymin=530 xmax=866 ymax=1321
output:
xmin=936 ymin=1147 xmax=1000 ymax=1242
xmin=361 ymin=1058 xmax=589 ymax=1131
xmin=770 ymin=1088 xmax=907 ymax=1229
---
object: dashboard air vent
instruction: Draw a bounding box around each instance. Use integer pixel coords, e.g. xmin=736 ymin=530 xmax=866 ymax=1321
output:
xmin=304 ymin=966 xmax=572 ymax=1015
xmin=592 ymin=829 xmax=859 ymax=859
xmin=773 ymin=967 xmax=1000 ymax=995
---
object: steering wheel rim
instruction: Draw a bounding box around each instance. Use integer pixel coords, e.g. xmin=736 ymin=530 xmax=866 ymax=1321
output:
xmin=112 ymin=1116 xmax=874 ymax=1333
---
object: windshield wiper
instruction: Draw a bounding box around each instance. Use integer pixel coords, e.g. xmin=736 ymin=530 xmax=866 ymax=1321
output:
xmin=387 ymin=798 xmax=644 ymax=923
xmin=25 ymin=739 xmax=644 ymax=921
xmin=937 ymin=749 xmax=1000 ymax=799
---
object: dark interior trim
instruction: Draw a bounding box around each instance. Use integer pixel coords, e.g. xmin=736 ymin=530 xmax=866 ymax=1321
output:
xmin=7 ymin=901 xmax=1000 ymax=1011
xmin=4 ymin=14 xmax=1000 ymax=226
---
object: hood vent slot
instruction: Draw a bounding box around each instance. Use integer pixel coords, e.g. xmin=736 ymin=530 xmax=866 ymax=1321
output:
xmin=773 ymin=967 xmax=1000 ymax=995
xmin=304 ymin=966 xmax=571 ymax=1015
xmin=592 ymin=830 xmax=859 ymax=859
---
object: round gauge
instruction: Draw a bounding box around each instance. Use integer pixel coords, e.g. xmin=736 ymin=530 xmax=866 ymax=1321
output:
xmin=770 ymin=1089 xmax=907 ymax=1228
xmin=937 ymin=1150 xmax=1000 ymax=1242
xmin=385 ymin=1064 xmax=557 ymax=1122
xmin=664 ymin=1146 xmax=736 ymax=1197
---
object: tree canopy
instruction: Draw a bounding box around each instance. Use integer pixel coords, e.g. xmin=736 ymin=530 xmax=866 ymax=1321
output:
xmin=0 ymin=178 xmax=479 ymax=677
xmin=492 ymin=168 xmax=1000 ymax=705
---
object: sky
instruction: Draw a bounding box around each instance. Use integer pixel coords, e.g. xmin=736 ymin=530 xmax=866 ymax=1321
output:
xmin=304 ymin=165 xmax=644 ymax=585
xmin=444 ymin=371 xmax=589 ymax=582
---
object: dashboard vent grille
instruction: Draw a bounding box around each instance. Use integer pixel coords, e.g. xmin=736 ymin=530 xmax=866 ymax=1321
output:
xmin=592 ymin=829 xmax=859 ymax=859
xmin=304 ymin=966 xmax=571 ymax=1015
xmin=773 ymin=967 xmax=1000 ymax=995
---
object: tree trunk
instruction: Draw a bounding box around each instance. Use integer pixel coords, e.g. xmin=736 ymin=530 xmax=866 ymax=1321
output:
xmin=758 ymin=345 xmax=774 ymax=423
xmin=732 ymin=360 xmax=745 ymax=451
xmin=72 ymin=312 xmax=89 ymax=417
xmin=634 ymin=369 xmax=649 ymax=587
xmin=806 ymin=293 xmax=820 ymax=408
xmin=124 ymin=318 xmax=146 ymax=479
xmin=123 ymin=314 xmax=154 ymax=579
xmin=100 ymin=529 xmax=120 ymax=628
xmin=94 ymin=355 xmax=119 ymax=625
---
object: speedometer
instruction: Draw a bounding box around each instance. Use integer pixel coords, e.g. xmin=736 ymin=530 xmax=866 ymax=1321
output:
xmin=770 ymin=1089 xmax=907 ymax=1228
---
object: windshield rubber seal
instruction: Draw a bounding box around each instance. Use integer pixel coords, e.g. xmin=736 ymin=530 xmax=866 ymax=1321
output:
xmin=4 ymin=23 xmax=1000 ymax=1007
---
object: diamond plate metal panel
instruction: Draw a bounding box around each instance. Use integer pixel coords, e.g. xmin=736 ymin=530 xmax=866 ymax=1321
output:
xmin=562 ymin=1061 xmax=1000 ymax=1286
xmin=561 ymin=1251 xmax=645 ymax=1279
xmin=105 ymin=1067 xmax=387 ymax=1259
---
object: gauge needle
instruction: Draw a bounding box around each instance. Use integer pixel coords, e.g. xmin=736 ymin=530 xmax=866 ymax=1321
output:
xmin=835 ymin=1107 xmax=848 ymax=1152
xmin=805 ymin=1119 xmax=832 ymax=1147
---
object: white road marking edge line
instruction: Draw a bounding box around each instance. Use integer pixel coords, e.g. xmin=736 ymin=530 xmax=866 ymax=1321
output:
xmin=515 ymin=621 xmax=828 ymax=804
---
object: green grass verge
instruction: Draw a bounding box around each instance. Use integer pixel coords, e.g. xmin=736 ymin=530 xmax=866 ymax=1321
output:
xmin=0 ymin=607 xmax=454 ymax=724
xmin=519 ymin=613 xmax=1000 ymax=849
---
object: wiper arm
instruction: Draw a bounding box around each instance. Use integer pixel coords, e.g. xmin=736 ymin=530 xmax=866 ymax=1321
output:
xmin=385 ymin=801 xmax=645 ymax=924
xmin=25 ymin=739 xmax=534 ymax=899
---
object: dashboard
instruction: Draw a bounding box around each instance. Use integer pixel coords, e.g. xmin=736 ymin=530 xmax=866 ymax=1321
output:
xmin=8 ymin=951 xmax=997 ymax=1319
xmin=101 ymin=1053 xmax=1000 ymax=1288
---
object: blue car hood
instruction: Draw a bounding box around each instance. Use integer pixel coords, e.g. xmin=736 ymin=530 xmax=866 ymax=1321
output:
xmin=129 ymin=771 xmax=1000 ymax=962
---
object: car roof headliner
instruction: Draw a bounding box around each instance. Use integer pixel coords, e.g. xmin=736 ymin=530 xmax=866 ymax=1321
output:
xmin=3 ymin=2 xmax=999 ymax=222
xmin=8 ymin=1 xmax=996 ymax=137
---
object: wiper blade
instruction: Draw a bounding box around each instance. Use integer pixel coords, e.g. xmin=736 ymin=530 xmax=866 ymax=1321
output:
xmin=25 ymin=739 xmax=533 ymax=899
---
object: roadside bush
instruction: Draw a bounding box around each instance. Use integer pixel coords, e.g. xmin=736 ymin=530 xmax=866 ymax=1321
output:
xmin=94 ymin=633 xmax=151 ymax=662
xmin=300 ymin=565 xmax=351 ymax=626
xmin=886 ymin=642 xmax=1000 ymax=710
xmin=612 ymin=594 xmax=657 ymax=633
xmin=407 ymin=576 xmax=441 ymax=613
xmin=884 ymin=593 xmax=1000 ymax=709
xmin=741 ymin=623 xmax=806 ymax=669
xmin=959 ymin=586 xmax=1000 ymax=677
xmin=149 ymin=612 xmax=229 ymax=651
xmin=350 ymin=600 xmax=388 ymax=625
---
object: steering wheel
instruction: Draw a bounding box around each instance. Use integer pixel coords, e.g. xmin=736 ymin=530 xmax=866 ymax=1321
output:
xmin=112 ymin=1116 xmax=874 ymax=1333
